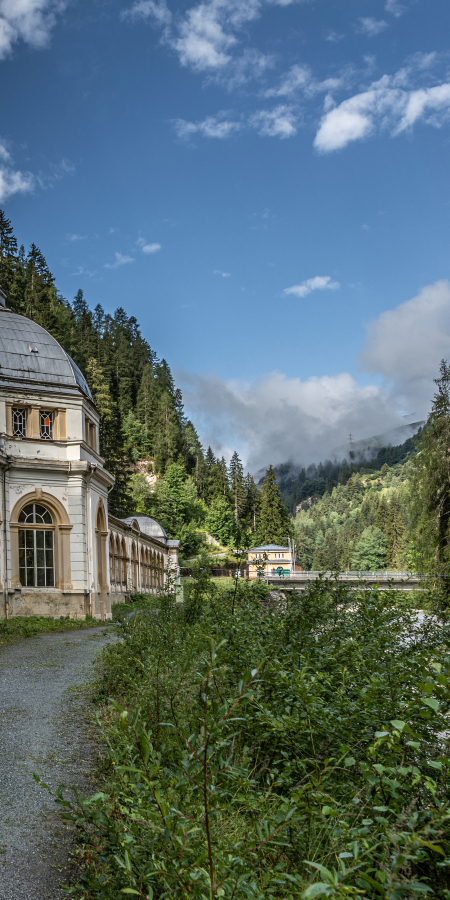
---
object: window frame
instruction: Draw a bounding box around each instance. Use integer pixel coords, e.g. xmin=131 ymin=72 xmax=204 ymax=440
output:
xmin=12 ymin=407 xmax=27 ymax=438
xmin=18 ymin=503 xmax=55 ymax=588
xmin=40 ymin=410 xmax=54 ymax=440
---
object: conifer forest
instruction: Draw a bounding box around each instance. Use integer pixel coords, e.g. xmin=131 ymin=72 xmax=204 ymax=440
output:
xmin=5 ymin=2 xmax=450 ymax=898
xmin=3 ymin=207 xmax=450 ymax=579
xmin=6 ymin=218 xmax=450 ymax=900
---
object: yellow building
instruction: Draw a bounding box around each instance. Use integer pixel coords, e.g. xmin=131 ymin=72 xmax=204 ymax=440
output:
xmin=247 ymin=544 xmax=300 ymax=579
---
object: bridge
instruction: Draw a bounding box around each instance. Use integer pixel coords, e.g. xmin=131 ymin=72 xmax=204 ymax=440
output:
xmin=264 ymin=571 xmax=426 ymax=591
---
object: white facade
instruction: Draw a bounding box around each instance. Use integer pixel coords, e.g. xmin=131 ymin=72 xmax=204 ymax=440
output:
xmin=0 ymin=289 xmax=179 ymax=620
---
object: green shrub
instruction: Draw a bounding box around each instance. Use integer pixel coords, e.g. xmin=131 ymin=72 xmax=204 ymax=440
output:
xmin=50 ymin=581 xmax=450 ymax=898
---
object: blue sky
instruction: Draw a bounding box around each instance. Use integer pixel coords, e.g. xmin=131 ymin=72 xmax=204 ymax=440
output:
xmin=2 ymin=0 xmax=450 ymax=469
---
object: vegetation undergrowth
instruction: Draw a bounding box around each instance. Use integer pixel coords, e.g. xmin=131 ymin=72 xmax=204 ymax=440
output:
xmin=45 ymin=574 xmax=450 ymax=900
xmin=0 ymin=614 xmax=102 ymax=647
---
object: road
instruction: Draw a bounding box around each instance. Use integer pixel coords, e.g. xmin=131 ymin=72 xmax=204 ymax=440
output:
xmin=0 ymin=626 xmax=116 ymax=900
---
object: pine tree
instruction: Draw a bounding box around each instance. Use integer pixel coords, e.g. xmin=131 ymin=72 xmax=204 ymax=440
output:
xmin=86 ymin=358 xmax=114 ymax=423
xmin=244 ymin=472 xmax=259 ymax=532
xmin=385 ymin=497 xmax=405 ymax=568
xmin=229 ymin=451 xmax=245 ymax=522
xmin=206 ymin=457 xmax=231 ymax=503
xmin=0 ymin=209 xmax=18 ymax=296
xmin=182 ymin=421 xmax=204 ymax=481
xmin=312 ymin=529 xmax=325 ymax=569
xmin=25 ymin=244 xmax=52 ymax=320
xmin=321 ymin=528 xmax=340 ymax=570
xmin=153 ymin=391 xmax=180 ymax=474
xmin=257 ymin=466 xmax=292 ymax=545
xmin=410 ymin=359 xmax=450 ymax=581
xmin=352 ymin=527 xmax=387 ymax=570
xmin=338 ymin=464 xmax=350 ymax=485
xmin=375 ymin=495 xmax=389 ymax=531
xmin=72 ymin=289 xmax=93 ymax=372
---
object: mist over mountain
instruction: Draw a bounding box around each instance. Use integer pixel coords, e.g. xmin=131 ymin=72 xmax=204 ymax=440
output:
xmin=181 ymin=280 xmax=450 ymax=473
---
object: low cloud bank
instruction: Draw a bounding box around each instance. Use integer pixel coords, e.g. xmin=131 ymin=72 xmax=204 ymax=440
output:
xmin=179 ymin=280 xmax=450 ymax=472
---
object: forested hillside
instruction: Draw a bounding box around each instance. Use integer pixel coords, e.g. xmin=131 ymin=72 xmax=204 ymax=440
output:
xmin=278 ymin=432 xmax=418 ymax=514
xmin=294 ymin=455 xmax=413 ymax=570
xmin=0 ymin=211 xmax=291 ymax=556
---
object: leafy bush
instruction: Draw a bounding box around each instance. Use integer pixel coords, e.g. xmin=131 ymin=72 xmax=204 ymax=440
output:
xmin=52 ymin=581 xmax=450 ymax=899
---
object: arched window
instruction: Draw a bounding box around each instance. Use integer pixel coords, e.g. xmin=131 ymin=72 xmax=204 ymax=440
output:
xmin=18 ymin=503 xmax=54 ymax=587
xmin=116 ymin=536 xmax=121 ymax=587
xmin=132 ymin=542 xmax=138 ymax=589
xmin=121 ymin=538 xmax=127 ymax=587
xmin=140 ymin=547 xmax=145 ymax=591
xmin=109 ymin=537 xmax=114 ymax=584
xmin=146 ymin=549 xmax=150 ymax=589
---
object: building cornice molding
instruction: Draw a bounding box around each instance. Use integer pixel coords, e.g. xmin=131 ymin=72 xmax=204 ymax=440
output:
xmin=2 ymin=456 xmax=115 ymax=487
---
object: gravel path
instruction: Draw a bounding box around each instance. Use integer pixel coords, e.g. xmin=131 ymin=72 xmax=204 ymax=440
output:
xmin=0 ymin=626 xmax=117 ymax=900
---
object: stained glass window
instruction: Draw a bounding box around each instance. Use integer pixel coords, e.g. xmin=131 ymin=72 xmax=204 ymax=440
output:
xmin=40 ymin=411 xmax=53 ymax=439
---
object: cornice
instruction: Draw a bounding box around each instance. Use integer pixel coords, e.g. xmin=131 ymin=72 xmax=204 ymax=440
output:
xmin=2 ymin=456 xmax=115 ymax=487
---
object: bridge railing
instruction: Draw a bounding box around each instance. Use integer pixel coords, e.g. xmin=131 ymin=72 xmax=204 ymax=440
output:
xmin=269 ymin=571 xmax=426 ymax=580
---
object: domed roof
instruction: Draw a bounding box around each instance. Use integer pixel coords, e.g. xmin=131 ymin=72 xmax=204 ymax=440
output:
xmin=0 ymin=308 xmax=93 ymax=401
xmin=120 ymin=516 xmax=168 ymax=540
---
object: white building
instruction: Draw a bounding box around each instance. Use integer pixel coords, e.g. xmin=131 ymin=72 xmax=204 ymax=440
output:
xmin=0 ymin=287 xmax=179 ymax=620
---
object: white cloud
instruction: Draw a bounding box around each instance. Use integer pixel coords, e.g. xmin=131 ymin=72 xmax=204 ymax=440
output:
xmin=180 ymin=368 xmax=401 ymax=472
xmin=173 ymin=0 xmax=245 ymax=71
xmin=173 ymin=113 xmax=241 ymax=139
xmin=66 ymin=233 xmax=87 ymax=242
xmin=359 ymin=279 xmax=450 ymax=410
xmin=314 ymin=67 xmax=450 ymax=152
xmin=265 ymin=63 xmax=347 ymax=100
xmin=385 ymin=0 xmax=406 ymax=16
xmin=179 ymin=280 xmax=450 ymax=471
xmin=120 ymin=0 xmax=171 ymax=25
xmin=249 ymin=105 xmax=297 ymax=138
xmin=283 ymin=275 xmax=340 ymax=298
xmin=325 ymin=30 xmax=344 ymax=43
xmin=357 ymin=17 xmax=388 ymax=37
xmin=174 ymin=106 xmax=297 ymax=140
xmin=122 ymin=0 xmax=289 ymax=85
xmin=217 ymin=47 xmax=274 ymax=90
xmin=70 ymin=265 xmax=96 ymax=278
xmin=0 ymin=0 xmax=65 ymax=60
xmin=137 ymin=237 xmax=161 ymax=253
xmin=264 ymin=64 xmax=310 ymax=98
xmin=104 ymin=252 xmax=135 ymax=269
xmin=214 ymin=269 xmax=231 ymax=277
xmin=0 ymin=141 xmax=33 ymax=201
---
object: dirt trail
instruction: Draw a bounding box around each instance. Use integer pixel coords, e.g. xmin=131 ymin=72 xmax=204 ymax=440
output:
xmin=0 ymin=626 xmax=116 ymax=900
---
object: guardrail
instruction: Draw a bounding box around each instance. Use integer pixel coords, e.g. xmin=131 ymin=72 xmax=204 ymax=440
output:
xmin=263 ymin=571 xmax=427 ymax=591
xmin=286 ymin=571 xmax=426 ymax=579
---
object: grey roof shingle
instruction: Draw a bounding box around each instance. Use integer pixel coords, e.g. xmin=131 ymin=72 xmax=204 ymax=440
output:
xmin=0 ymin=309 xmax=93 ymax=401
